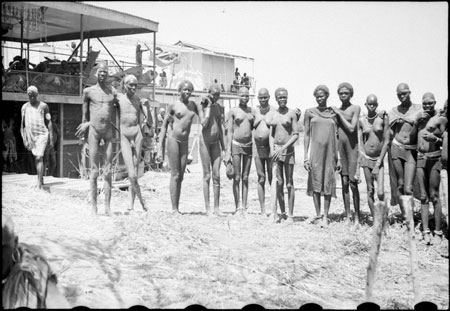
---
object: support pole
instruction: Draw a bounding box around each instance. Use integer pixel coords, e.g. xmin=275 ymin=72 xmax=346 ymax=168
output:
xmin=152 ymin=32 xmax=156 ymax=100
xmin=59 ymin=104 xmax=64 ymax=177
xmin=365 ymin=201 xmax=388 ymax=302
xmin=79 ymin=14 xmax=84 ymax=96
xmin=20 ymin=7 xmax=24 ymax=58
xmin=26 ymin=42 xmax=29 ymax=88
xmin=97 ymin=37 xmax=123 ymax=71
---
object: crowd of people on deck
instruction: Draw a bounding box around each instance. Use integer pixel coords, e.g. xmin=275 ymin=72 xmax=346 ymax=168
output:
xmin=2 ymin=63 xmax=448 ymax=307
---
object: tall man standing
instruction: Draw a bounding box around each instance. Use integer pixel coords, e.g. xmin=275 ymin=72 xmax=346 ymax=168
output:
xmin=76 ymin=64 xmax=116 ymax=216
xmin=20 ymin=86 xmax=53 ymax=189
xmin=116 ymin=75 xmax=151 ymax=212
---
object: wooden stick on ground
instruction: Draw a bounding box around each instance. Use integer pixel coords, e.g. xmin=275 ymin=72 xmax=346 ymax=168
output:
xmin=399 ymin=195 xmax=421 ymax=305
xmin=365 ymin=200 xmax=387 ymax=302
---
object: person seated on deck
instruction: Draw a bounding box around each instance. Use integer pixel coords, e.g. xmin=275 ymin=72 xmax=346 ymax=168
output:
xmin=2 ymin=214 xmax=70 ymax=308
xmin=231 ymin=77 xmax=240 ymax=93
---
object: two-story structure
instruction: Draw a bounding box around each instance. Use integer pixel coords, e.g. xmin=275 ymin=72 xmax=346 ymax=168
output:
xmin=2 ymin=1 xmax=255 ymax=178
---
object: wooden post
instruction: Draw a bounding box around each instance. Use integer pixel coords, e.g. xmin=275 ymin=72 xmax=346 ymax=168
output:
xmin=365 ymin=201 xmax=387 ymax=302
xmin=399 ymin=195 xmax=420 ymax=305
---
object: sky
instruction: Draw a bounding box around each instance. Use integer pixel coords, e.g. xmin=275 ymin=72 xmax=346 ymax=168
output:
xmin=87 ymin=1 xmax=448 ymax=112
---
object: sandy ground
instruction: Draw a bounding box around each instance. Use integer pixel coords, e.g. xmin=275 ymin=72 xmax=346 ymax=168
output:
xmin=2 ymin=143 xmax=449 ymax=309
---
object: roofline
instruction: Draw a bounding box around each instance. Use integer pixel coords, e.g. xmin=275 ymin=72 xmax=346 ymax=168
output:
xmin=27 ymin=2 xmax=159 ymax=31
xmin=174 ymin=41 xmax=254 ymax=61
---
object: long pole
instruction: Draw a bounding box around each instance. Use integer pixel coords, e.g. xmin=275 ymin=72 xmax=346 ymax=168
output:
xmin=152 ymin=32 xmax=156 ymax=101
xmin=400 ymin=195 xmax=421 ymax=305
xmin=79 ymin=14 xmax=84 ymax=96
xmin=365 ymin=201 xmax=388 ymax=302
xmin=20 ymin=7 xmax=24 ymax=58
xmin=96 ymin=37 xmax=123 ymax=71
xmin=26 ymin=42 xmax=29 ymax=88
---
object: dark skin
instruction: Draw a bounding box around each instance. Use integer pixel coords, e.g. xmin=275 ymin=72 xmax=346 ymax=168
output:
xmin=416 ymin=94 xmax=447 ymax=243
xmin=331 ymin=87 xmax=361 ymax=224
xmin=157 ymin=81 xmax=198 ymax=213
xmin=253 ymin=88 xmax=275 ymax=215
xmin=390 ymin=83 xmax=420 ymax=216
xmin=197 ymin=85 xmax=226 ymax=215
xmin=269 ymin=89 xmax=299 ymax=223
xmin=225 ymin=87 xmax=254 ymax=213
xmin=358 ymin=94 xmax=390 ymax=218
xmin=116 ymin=75 xmax=151 ymax=212
xmin=75 ymin=66 xmax=115 ymax=216
xmin=304 ymin=89 xmax=341 ymax=227
xmin=21 ymin=91 xmax=53 ymax=190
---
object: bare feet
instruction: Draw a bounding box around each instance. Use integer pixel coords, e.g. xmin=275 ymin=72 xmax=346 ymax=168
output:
xmin=141 ymin=202 xmax=148 ymax=212
xmin=285 ymin=216 xmax=294 ymax=224
xmin=171 ymin=208 xmax=181 ymax=215
xmin=310 ymin=215 xmax=322 ymax=225
xmin=320 ymin=217 xmax=329 ymax=228
xmin=213 ymin=210 xmax=225 ymax=217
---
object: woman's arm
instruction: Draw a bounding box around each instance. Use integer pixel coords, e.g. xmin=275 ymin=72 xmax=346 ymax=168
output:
xmin=157 ymin=103 xmax=174 ymax=160
xmin=332 ymin=105 xmax=361 ymax=133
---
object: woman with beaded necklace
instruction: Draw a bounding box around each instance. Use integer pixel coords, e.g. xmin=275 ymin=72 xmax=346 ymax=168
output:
xmin=358 ymin=94 xmax=390 ymax=220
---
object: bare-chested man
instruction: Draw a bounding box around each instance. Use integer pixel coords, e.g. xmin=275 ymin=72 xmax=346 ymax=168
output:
xmin=331 ymin=82 xmax=361 ymax=224
xmin=225 ymin=87 xmax=255 ymax=215
xmin=269 ymin=87 xmax=299 ymax=223
xmin=76 ymin=64 xmax=116 ymax=216
xmin=20 ymin=86 xmax=53 ymax=190
xmin=253 ymin=88 xmax=276 ymax=215
xmin=157 ymin=80 xmax=198 ymax=214
xmin=116 ymin=75 xmax=151 ymax=212
xmin=415 ymin=93 xmax=447 ymax=245
xmin=388 ymin=83 xmax=422 ymax=217
xmin=197 ymin=84 xmax=226 ymax=216
xmin=358 ymin=94 xmax=390 ymax=219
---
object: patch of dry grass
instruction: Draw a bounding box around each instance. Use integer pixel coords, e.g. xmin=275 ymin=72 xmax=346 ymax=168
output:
xmin=1 ymin=145 xmax=448 ymax=309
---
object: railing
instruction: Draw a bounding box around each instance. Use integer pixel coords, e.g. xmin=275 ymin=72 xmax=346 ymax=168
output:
xmin=2 ymin=70 xmax=81 ymax=96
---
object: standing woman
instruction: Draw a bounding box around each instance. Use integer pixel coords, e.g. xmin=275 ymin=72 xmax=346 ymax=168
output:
xmin=358 ymin=94 xmax=390 ymax=219
xmin=225 ymin=87 xmax=255 ymax=215
xmin=304 ymin=85 xmax=340 ymax=227
xmin=253 ymin=88 xmax=276 ymax=215
xmin=331 ymin=82 xmax=362 ymax=224
xmin=157 ymin=80 xmax=198 ymax=214
xmin=269 ymin=87 xmax=299 ymax=223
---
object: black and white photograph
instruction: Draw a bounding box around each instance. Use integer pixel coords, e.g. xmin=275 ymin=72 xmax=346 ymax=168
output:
xmin=1 ymin=1 xmax=448 ymax=309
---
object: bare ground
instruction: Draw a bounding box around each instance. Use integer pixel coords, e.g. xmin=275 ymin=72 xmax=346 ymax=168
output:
xmin=2 ymin=145 xmax=449 ymax=309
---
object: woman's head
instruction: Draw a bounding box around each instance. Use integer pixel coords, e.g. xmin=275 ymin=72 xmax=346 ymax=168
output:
xmin=313 ymin=85 xmax=329 ymax=106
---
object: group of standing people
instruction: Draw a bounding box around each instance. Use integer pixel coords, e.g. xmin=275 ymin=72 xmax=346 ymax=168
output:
xmin=153 ymin=79 xmax=448 ymax=245
xmin=18 ymin=69 xmax=448 ymax=244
